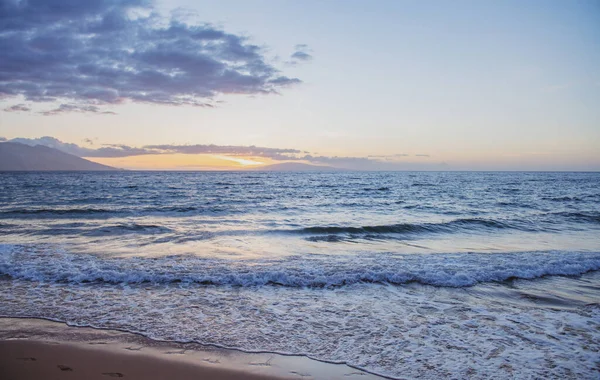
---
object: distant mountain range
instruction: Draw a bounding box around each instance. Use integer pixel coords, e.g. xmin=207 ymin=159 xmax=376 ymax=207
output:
xmin=0 ymin=142 xmax=117 ymax=171
xmin=250 ymin=162 xmax=341 ymax=171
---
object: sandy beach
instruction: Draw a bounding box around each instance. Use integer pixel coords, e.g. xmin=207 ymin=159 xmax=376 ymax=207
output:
xmin=0 ymin=318 xmax=381 ymax=380
xmin=1 ymin=340 xmax=280 ymax=380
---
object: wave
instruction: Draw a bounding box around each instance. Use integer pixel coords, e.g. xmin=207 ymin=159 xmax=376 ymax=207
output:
xmin=549 ymin=211 xmax=600 ymax=224
xmin=83 ymin=223 xmax=173 ymax=236
xmin=542 ymin=196 xmax=583 ymax=202
xmin=1 ymin=245 xmax=599 ymax=288
xmin=296 ymin=218 xmax=529 ymax=236
xmin=495 ymin=201 xmax=535 ymax=209
xmin=0 ymin=208 xmax=114 ymax=215
xmin=292 ymin=212 xmax=600 ymax=239
xmin=305 ymin=235 xmax=347 ymax=242
xmin=0 ymin=205 xmax=236 ymax=218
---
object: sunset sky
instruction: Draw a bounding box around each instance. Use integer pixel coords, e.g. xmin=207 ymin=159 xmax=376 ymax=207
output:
xmin=1 ymin=0 xmax=599 ymax=170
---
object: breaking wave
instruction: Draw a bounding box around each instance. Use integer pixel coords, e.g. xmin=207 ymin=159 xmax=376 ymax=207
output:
xmin=295 ymin=218 xmax=532 ymax=235
xmin=1 ymin=244 xmax=599 ymax=288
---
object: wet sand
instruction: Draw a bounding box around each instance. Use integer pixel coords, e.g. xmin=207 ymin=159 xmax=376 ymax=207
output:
xmin=0 ymin=340 xmax=281 ymax=380
xmin=0 ymin=317 xmax=382 ymax=380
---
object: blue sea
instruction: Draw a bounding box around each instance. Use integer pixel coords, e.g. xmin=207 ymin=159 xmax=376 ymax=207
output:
xmin=1 ymin=171 xmax=599 ymax=378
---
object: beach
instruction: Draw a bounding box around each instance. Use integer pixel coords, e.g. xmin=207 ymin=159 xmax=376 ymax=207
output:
xmin=0 ymin=318 xmax=381 ymax=380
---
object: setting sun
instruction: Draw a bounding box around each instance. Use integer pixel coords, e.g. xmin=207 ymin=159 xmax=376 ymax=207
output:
xmin=88 ymin=153 xmax=272 ymax=170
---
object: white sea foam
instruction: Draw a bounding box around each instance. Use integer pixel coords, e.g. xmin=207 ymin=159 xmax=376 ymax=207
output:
xmin=1 ymin=273 xmax=599 ymax=379
xmin=1 ymin=244 xmax=600 ymax=287
xmin=2 ymin=244 xmax=600 ymax=378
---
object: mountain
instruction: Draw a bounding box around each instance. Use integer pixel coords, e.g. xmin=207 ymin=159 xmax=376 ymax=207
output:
xmin=250 ymin=162 xmax=341 ymax=171
xmin=0 ymin=142 xmax=118 ymax=171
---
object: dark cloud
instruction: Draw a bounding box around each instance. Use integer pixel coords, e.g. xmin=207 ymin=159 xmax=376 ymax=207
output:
xmin=0 ymin=0 xmax=301 ymax=114
xmin=83 ymin=138 xmax=96 ymax=145
xmin=3 ymin=104 xmax=31 ymax=112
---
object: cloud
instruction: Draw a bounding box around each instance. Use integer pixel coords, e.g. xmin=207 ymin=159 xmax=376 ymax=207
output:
xmin=0 ymin=0 xmax=301 ymax=114
xmin=83 ymin=138 xmax=96 ymax=145
xmin=0 ymin=137 xmax=6 ymax=142
xmin=300 ymin=155 xmax=443 ymax=170
xmin=90 ymin=144 xmax=157 ymax=157
xmin=3 ymin=104 xmax=31 ymax=112
xmin=291 ymin=51 xmax=313 ymax=61
xmin=143 ymin=144 xmax=303 ymax=160
xmin=415 ymin=154 xmax=430 ymax=157
xmin=368 ymin=154 xmax=409 ymax=159
xmin=6 ymin=136 xmax=152 ymax=157
xmin=299 ymin=155 xmax=380 ymax=169
xmin=8 ymin=137 xmax=302 ymax=159
xmin=41 ymin=104 xmax=117 ymax=116
xmin=8 ymin=136 xmax=100 ymax=156
xmin=287 ymin=44 xmax=313 ymax=65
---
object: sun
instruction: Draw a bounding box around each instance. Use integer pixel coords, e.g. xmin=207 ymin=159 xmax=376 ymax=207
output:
xmin=210 ymin=155 xmax=264 ymax=166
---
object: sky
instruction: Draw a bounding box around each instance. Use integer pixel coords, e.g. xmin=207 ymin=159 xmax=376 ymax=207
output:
xmin=0 ymin=0 xmax=599 ymax=170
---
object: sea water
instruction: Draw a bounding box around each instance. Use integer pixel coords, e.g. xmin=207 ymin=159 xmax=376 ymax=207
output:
xmin=1 ymin=171 xmax=599 ymax=378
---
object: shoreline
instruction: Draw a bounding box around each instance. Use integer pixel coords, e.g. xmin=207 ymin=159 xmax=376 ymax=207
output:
xmin=0 ymin=317 xmax=385 ymax=380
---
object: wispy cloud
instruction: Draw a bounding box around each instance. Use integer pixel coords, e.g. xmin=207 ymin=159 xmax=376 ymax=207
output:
xmin=287 ymin=44 xmax=313 ymax=65
xmin=297 ymin=155 xmax=440 ymax=170
xmin=3 ymin=104 xmax=31 ymax=112
xmin=143 ymin=144 xmax=303 ymax=160
xmin=0 ymin=0 xmax=302 ymax=114
xmin=368 ymin=154 xmax=410 ymax=159
xmin=41 ymin=104 xmax=117 ymax=116
xmin=291 ymin=51 xmax=313 ymax=61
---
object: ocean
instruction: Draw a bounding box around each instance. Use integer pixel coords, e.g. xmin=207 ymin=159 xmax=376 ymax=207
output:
xmin=1 ymin=171 xmax=599 ymax=378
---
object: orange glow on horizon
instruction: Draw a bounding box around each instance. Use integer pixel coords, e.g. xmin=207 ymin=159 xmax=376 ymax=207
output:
xmin=86 ymin=153 xmax=277 ymax=170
